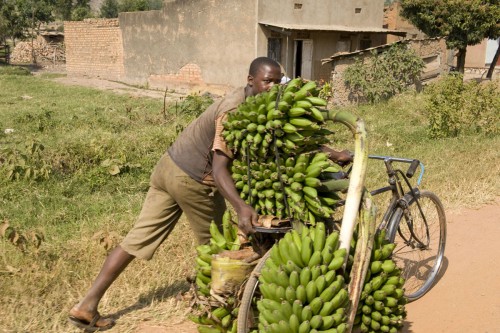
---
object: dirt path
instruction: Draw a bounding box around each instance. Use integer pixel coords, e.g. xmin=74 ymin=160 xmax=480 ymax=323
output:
xmin=403 ymin=199 xmax=500 ymax=333
xmin=135 ymin=199 xmax=500 ymax=333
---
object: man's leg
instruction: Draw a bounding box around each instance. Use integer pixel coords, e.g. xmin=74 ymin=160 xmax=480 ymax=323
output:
xmin=69 ymin=152 xmax=182 ymax=327
xmin=69 ymin=246 xmax=134 ymax=327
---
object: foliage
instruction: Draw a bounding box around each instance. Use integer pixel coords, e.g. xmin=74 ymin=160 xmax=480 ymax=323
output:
xmin=71 ymin=5 xmax=93 ymax=21
xmin=0 ymin=65 xmax=31 ymax=75
xmin=0 ymin=140 xmax=52 ymax=181
xmin=400 ymin=0 xmax=500 ymax=73
xmin=176 ymin=93 xmax=214 ymax=118
xmin=100 ymin=0 xmax=119 ymax=18
xmin=0 ymin=0 xmax=55 ymax=43
xmin=423 ymin=74 xmax=500 ymax=138
xmin=100 ymin=0 xmax=164 ymax=18
xmin=343 ymin=43 xmax=425 ymax=104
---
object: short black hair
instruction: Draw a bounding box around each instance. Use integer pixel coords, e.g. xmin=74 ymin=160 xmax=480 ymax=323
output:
xmin=249 ymin=57 xmax=281 ymax=76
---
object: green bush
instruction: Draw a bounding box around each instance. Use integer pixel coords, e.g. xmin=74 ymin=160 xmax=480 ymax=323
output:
xmin=424 ymin=74 xmax=500 ymax=138
xmin=343 ymin=43 xmax=425 ymax=104
xmin=0 ymin=65 xmax=31 ymax=76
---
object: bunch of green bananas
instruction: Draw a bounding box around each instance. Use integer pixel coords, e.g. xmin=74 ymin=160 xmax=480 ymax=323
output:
xmin=223 ymin=78 xmax=351 ymax=225
xmin=256 ymin=223 xmax=349 ymax=333
xmin=189 ymin=306 xmax=238 ymax=333
xmin=223 ymin=78 xmax=330 ymax=159
xmin=191 ymin=210 xmax=241 ymax=333
xmin=231 ymin=150 xmax=348 ymax=224
xmin=353 ymin=230 xmax=407 ymax=333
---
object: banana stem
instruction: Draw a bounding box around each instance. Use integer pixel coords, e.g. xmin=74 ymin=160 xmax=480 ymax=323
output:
xmin=326 ymin=109 xmax=368 ymax=254
xmin=346 ymin=190 xmax=376 ymax=332
xmin=325 ymin=109 xmax=371 ymax=333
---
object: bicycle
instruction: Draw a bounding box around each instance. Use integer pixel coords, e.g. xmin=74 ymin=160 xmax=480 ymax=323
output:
xmin=367 ymin=155 xmax=446 ymax=301
xmin=236 ymin=154 xmax=447 ymax=333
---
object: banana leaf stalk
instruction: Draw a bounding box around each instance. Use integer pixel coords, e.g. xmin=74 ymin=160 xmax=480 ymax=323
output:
xmin=347 ymin=190 xmax=376 ymax=332
xmin=324 ymin=110 xmax=368 ymax=255
xmin=324 ymin=109 xmax=370 ymax=333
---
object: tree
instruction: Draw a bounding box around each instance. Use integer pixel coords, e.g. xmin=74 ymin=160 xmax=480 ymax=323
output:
xmin=16 ymin=0 xmax=56 ymax=63
xmin=99 ymin=0 xmax=164 ymax=18
xmin=400 ymin=0 xmax=500 ymax=74
xmin=100 ymin=0 xmax=119 ymax=18
xmin=53 ymin=0 xmax=73 ymax=21
xmin=119 ymin=0 xmax=148 ymax=12
xmin=0 ymin=0 xmax=25 ymax=44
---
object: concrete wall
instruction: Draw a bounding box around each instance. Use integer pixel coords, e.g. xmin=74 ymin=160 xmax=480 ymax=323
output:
xmin=258 ymin=0 xmax=384 ymax=28
xmin=64 ymin=19 xmax=125 ymax=80
xmin=119 ymin=0 xmax=258 ymax=92
xmin=64 ymin=0 xmax=393 ymax=93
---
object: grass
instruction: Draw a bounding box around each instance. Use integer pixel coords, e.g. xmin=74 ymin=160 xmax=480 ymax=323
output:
xmin=0 ymin=69 xmax=499 ymax=332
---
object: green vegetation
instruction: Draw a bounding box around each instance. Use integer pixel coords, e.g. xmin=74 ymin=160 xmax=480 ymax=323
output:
xmin=343 ymin=43 xmax=425 ymax=104
xmin=100 ymin=0 xmax=164 ymax=18
xmin=400 ymin=0 xmax=500 ymax=75
xmin=423 ymin=74 xmax=499 ymax=138
xmin=0 ymin=69 xmax=498 ymax=332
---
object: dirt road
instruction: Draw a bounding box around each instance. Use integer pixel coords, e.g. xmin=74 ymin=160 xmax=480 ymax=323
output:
xmin=403 ymin=200 xmax=500 ymax=333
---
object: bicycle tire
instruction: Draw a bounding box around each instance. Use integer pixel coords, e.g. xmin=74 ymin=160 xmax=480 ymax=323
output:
xmin=237 ymin=249 xmax=271 ymax=333
xmin=387 ymin=190 xmax=446 ymax=301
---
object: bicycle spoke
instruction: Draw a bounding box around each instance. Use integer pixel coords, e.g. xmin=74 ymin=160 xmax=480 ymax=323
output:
xmin=388 ymin=191 xmax=446 ymax=301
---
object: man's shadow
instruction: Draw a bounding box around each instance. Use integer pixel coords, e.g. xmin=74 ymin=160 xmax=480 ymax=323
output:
xmin=109 ymin=279 xmax=192 ymax=320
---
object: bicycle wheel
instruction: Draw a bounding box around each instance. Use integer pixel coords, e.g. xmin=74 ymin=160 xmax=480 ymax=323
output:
xmin=387 ymin=190 xmax=446 ymax=301
xmin=237 ymin=249 xmax=271 ymax=333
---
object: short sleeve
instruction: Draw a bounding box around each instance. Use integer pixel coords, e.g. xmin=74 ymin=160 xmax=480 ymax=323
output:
xmin=212 ymin=113 xmax=234 ymax=159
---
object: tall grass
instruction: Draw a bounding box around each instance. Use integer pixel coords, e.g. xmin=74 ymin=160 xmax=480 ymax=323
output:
xmin=0 ymin=71 xmax=498 ymax=332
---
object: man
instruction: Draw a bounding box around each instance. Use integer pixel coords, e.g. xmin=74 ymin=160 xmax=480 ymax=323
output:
xmin=69 ymin=57 xmax=351 ymax=331
xmin=68 ymin=57 xmax=283 ymax=331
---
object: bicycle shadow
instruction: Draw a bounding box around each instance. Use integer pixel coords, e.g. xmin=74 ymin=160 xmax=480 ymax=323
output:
xmin=399 ymin=256 xmax=449 ymax=333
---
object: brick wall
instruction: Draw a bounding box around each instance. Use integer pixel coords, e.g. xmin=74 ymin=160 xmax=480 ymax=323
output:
xmin=64 ymin=19 xmax=125 ymax=80
xmin=148 ymin=63 xmax=204 ymax=91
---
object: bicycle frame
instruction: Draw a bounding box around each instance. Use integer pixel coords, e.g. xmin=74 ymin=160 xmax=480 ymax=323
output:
xmin=368 ymin=155 xmax=430 ymax=248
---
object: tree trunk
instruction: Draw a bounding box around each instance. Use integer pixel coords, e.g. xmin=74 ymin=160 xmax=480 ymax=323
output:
xmin=456 ymin=48 xmax=467 ymax=74
xmin=486 ymin=43 xmax=500 ymax=79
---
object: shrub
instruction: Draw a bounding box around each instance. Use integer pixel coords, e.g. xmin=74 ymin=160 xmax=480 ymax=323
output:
xmin=343 ymin=43 xmax=425 ymax=104
xmin=0 ymin=65 xmax=31 ymax=76
xmin=424 ymin=74 xmax=500 ymax=138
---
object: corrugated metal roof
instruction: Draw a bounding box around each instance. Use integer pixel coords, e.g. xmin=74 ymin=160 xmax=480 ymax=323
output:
xmin=259 ymin=21 xmax=407 ymax=35
xmin=321 ymin=37 xmax=443 ymax=65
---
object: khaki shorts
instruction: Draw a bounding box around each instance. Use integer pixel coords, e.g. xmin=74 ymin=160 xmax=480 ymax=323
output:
xmin=121 ymin=152 xmax=226 ymax=260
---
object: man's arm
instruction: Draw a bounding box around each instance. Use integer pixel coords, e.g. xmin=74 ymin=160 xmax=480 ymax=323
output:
xmin=212 ymin=150 xmax=257 ymax=236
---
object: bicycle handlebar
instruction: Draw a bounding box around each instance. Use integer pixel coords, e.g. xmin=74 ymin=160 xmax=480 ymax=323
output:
xmin=368 ymin=155 xmax=425 ymax=186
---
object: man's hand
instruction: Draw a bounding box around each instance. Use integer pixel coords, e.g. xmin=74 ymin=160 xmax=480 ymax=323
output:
xmin=321 ymin=146 xmax=353 ymax=167
xmin=236 ymin=204 xmax=258 ymax=236
xmin=335 ymin=149 xmax=354 ymax=167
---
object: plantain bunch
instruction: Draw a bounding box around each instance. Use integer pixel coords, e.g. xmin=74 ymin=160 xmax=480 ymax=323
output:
xmin=256 ymin=223 xmax=349 ymax=333
xmin=231 ymin=150 xmax=348 ymax=224
xmin=353 ymin=230 xmax=407 ymax=333
xmin=222 ymin=78 xmax=331 ymax=159
xmin=224 ymin=78 xmax=350 ymax=225
xmin=191 ymin=210 xmax=241 ymax=333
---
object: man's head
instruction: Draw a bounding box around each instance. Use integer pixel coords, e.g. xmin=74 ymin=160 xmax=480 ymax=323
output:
xmin=246 ymin=57 xmax=282 ymax=96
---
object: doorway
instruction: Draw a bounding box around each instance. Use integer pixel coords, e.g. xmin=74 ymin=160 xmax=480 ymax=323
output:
xmin=294 ymin=39 xmax=313 ymax=79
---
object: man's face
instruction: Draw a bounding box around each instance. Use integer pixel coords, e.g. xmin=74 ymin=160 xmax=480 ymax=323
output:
xmin=247 ymin=64 xmax=282 ymax=96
